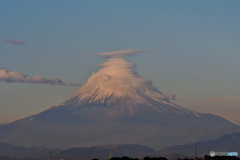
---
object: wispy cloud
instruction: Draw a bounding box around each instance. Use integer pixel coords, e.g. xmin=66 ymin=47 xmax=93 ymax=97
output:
xmin=0 ymin=68 xmax=80 ymax=86
xmin=93 ymin=49 xmax=150 ymax=58
xmin=3 ymin=39 xmax=26 ymax=45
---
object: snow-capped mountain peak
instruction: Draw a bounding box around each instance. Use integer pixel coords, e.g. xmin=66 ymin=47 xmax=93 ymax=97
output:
xmin=56 ymin=57 xmax=200 ymax=119
xmin=64 ymin=58 xmax=175 ymax=107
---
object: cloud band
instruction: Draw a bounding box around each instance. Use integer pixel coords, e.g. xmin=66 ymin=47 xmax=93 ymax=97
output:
xmin=0 ymin=68 xmax=80 ymax=86
xmin=3 ymin=39 xmax=26 ymax=45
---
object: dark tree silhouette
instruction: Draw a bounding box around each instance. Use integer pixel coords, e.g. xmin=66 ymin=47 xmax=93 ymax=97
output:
xmin=204 ymin=155 xmax=240 ymax=160
xmin=110 ymin=156 xmax=139 ymax=160
xmin=143 ymin=156 xmax=168 ymax=160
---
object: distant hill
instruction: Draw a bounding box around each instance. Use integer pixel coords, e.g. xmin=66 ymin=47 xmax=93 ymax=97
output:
xmin=158 ymin=132 xmax=240 ymax=159
xmin=1 ymin=132 xmax=240 ymax=160
xmin=0 ymin=143 xmax=156 ymax=160
xmin=46 ymin=144 xmax=156 ymax=160
xmin=0 ymin=142 xmax=61 ymax=158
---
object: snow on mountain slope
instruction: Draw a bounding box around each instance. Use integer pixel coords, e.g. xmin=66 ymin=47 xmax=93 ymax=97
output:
xmin=58 ymin=58 xmax=197 ymax=118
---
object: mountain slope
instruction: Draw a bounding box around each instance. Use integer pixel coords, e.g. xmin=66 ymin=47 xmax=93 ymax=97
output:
xmin=0 ymin=57 xmax=239 ymax=149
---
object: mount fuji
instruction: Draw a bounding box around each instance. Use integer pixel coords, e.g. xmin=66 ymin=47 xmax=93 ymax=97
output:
xmin=0 ymin=50 xmax=239 ymax=149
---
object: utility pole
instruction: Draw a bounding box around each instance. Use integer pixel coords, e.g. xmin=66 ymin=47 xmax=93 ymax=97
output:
xmin=194 ymin=142 xmax=197 ymax=160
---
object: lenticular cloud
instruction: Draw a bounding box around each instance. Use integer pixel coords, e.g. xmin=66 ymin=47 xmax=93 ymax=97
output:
xmin=94 ymin=49 xmax=150 ymax=58
xmin=0 ymin=68 xmax=80 ymax=86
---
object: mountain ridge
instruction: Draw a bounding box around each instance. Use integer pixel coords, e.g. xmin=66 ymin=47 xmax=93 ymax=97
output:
xmin=158 ymin=132 xmax=240 ymax=159
xmin=1 ymin=132 xmax=239 ymax=159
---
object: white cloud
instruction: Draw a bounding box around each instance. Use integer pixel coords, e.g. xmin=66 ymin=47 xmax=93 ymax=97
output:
xmin=93 ymin=49 xmax=150 ymax=58
xmin=0 ymin=68 xmax=80 ymax=86
xmin=3 ymin=39 xmax=26 ymax=45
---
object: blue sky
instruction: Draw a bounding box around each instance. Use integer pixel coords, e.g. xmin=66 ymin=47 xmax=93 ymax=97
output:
xmin=1 ymin=1 xmax=240 ymax=124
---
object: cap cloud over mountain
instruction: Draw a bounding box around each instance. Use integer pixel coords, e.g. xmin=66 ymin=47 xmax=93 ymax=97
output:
xmin=68 ymin=57 xmax=176 ymax=105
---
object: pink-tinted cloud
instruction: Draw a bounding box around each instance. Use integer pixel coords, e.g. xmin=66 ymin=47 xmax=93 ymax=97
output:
xmin=0 ymin=68 xmax=80 ymax=86
xmin=77 ymin=53 xmax=176 ymax=101
xmin=3 ymin=39 xmax=26 ymax=45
